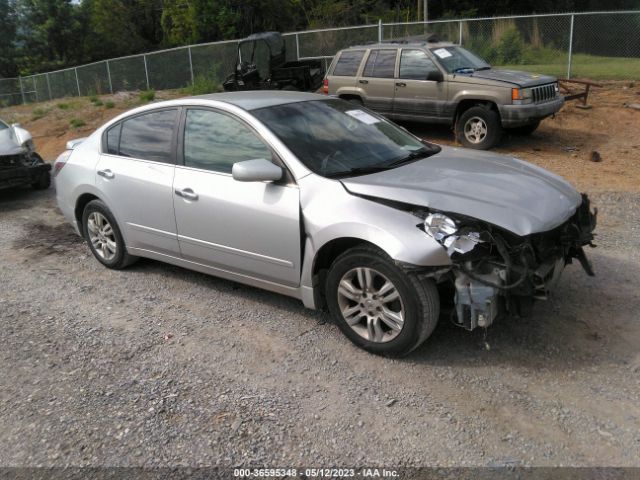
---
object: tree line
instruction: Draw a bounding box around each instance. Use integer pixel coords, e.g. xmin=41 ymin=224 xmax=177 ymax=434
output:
xmin=0 ymin=0 xmax=636 ymax=77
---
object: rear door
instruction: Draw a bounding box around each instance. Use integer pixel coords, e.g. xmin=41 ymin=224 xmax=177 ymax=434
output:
xmin=328 ymin=49 xmax=366 ymax=94
xmin=172 ymin=107 xmax=301 ymax=287
xmin=96 ymin=108 xmax=180 ymax=255
xmin=358 ymin=49 xmax=398 ymax=115
xmin=393 ymin=49 xmax=448 ymax=121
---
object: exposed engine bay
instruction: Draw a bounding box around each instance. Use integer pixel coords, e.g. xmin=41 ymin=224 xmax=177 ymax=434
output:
xmin=418 ymin=194 xmax=597 ymax=330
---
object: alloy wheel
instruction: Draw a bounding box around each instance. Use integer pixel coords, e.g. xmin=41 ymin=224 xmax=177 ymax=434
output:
xmin=87 ymin=212 xmax=117 ymax=261
xmin=464 ymin=116 xmax=488 ymax=144
xmin=337 ymin=267 xmax=405 ymax=343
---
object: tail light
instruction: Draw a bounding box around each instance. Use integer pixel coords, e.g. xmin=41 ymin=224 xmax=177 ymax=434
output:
xmin=53 ymin=150 xmax=71 ymax=177
xmin=322 ymin=78 xmax=329 ymax=95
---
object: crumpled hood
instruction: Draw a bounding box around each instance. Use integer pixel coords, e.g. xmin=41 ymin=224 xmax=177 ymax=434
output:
xmin=463 ymin=68 xmax=556 ymax=88
xmin=340 ymin=146 xmax=582 ymax=236
xmin=0 ymin=127 xmax=24 ymax=156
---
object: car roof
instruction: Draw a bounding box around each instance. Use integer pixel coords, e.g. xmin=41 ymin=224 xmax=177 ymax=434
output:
xmin=191 ymin=91 xmax=325 ymax=111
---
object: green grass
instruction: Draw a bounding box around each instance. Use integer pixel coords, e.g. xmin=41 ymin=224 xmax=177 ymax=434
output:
xmin=181 ymin=74 xmax=221 ymax=96
xmin=57 ymin=102 xmax=71 ymax=110
xmin=501 ymin=53 xmax=640 ymax=80
xmin=31 ymin=107 xmax=49 ymax=121
xmin=104 ymin=100 xmax=115 ymax=109
xmin=139 ymin=90 xmax=155 ymax=102
xmin=69 ymin=118 xmax=86 ymax=129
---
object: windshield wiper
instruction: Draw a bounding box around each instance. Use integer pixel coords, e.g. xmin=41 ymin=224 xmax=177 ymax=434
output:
xmin=325 ymin=164 xmax=393 ymax=178
xmin=452 ymin=66 xmax=475 ymax=73
xmin=386 ymin=147 xmax=436 ymax=167
xmin=475 ymin=66 xmax=491 ymax=71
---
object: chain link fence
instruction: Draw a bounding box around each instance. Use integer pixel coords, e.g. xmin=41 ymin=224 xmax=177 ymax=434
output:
xmin=1 ymin=11 xmax=638 ymax=107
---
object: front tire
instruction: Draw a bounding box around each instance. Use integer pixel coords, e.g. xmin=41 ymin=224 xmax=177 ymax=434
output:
xmin=325 ymin=245 xmax=440 ymax=357
xmin=82 ymin=200 xmax=137 ymax=269
xmin=456 ymin=106 xmax=502 ymax=150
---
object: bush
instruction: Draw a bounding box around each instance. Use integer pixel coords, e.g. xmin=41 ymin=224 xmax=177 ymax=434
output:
xmin=88 ymin=95 xmax=99 ymax=103
xmin=139 ymin=90 xmax=155 ymax=102
xmin=57 ymin=102 xmax=71 ymax=110
xmin=182 ymin=74 xmax=222 ymax=96
xmin=31 ymin=107 xmax=48 ymax=121
xmin=104 ymin=101 xmax=115 ymax=109
xmin=69 ymin=118 xmax=86 ymax=129
xmin=497 ymin=27 xmax=524 ymax=65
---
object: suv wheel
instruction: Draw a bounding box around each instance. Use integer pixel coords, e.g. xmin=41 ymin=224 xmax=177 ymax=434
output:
xmin=82 ymin=199 xmax=137 ymax=269
xmin=325 ymin=245 xmax=439 ymax=357
xmin=456 ymin=106 xmax=502 ymax=150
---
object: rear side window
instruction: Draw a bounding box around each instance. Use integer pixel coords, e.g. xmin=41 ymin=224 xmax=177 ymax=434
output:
xmin=118 ymin=109 xmax=178 ymax=163
xmin=400 ymin=50 xmax=439 ymax=79
xmin=363 ymin=49 xmax=397 ymax=78
xmin=332 ymin=50 xmax=365 ymax=76
xmin=105 ymin=124 xmax=121 ymax=155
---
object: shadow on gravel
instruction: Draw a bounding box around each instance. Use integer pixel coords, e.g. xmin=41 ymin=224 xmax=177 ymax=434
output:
xmin=13 ymin=221 xmax=84 ymax=256
xmin=0 ymin=186 xmax=52 ymax=212
xmin=409 ymin=252 xmax=639 ymax=370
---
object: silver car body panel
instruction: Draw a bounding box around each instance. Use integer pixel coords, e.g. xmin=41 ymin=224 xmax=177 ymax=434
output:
xmin=0 ymin=122 xmax=27 ymax=156
xmin=56 ymin=92 xmax=584 ymax=311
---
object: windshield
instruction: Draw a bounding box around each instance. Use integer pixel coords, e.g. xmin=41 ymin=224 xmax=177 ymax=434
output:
xmin=430 ymin=46 xmax=490 ymax=73
xmin=253 ymin=99 xmax=440 ymax=178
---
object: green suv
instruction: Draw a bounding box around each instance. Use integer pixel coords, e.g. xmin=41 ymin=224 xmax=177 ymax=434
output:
xmin=323 ymin=38 xmax=563 ymax=149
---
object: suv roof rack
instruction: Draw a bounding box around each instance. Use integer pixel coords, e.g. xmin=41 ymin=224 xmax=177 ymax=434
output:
xmin=383 ymin=33 xmax=441 ymax=44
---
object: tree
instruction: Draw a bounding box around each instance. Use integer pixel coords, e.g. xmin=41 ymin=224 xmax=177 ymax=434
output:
xmin=0 ymin=0 xmax=18 ymax=77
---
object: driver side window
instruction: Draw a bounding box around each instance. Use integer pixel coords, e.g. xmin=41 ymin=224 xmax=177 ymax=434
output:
xmin=183 ymin=109 xmax=272 ymax=174
xmin=399 ymin=50 xmax=438 ymax=80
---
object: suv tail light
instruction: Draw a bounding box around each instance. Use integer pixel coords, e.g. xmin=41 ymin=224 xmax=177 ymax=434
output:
xmin=322 ymin=78 xmax=329 ymax=95
xmin=53 ymin=150 xmax=71 ymax=177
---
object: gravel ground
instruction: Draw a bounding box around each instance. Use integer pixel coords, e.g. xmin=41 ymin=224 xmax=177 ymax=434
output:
xmin=0 ymin=187 xmax=639 ymax=468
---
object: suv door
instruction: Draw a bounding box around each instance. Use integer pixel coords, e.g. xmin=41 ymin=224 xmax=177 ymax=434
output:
xmin=393 ymin=49 xmax=448 ymax=122
xmin=358 ymin=49 xmax=398 ymax=115
xmin=328 ymin=49 xmax=367 ymax=94
xmin=173 ymin=107 xmax=301 ymax=287
xmin=96 ymin=108 xmax=180 ymax=255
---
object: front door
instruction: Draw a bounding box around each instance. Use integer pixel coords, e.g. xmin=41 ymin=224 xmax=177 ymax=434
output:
xmin=173 ymin=108 xmax=301 ymax=287
xmin=96 ymin=108 xmax=180 ymax=255
xmin=393 ymin=49 xmax=448 ymax=121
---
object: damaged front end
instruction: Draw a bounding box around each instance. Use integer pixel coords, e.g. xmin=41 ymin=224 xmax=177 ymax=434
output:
xmin=421 ymin=194 xmax=597 ymax=330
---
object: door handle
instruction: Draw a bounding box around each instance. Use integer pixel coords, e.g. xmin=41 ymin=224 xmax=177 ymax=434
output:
xmin=97 ymin=169 xmax=114 ymax=179
xmin=358 ymin=79 xmax=369 ymax=84
xmin=175 ymin=188 xmax=198 ymax=201
xmin=395 ymin=82 xmax=406 ymax=87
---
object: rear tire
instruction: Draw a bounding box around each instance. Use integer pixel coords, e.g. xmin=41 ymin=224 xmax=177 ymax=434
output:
xmin=456 ymin=105 xmax=502 ymax=150
xmin=82 ymin=199 xmax=138 ymax=269
xmin=325 ymin=245 xmax=439 ymax=357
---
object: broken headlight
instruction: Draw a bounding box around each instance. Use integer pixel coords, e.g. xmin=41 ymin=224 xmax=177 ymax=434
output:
xmin=424 ymin=213 xmax=484 ymax=256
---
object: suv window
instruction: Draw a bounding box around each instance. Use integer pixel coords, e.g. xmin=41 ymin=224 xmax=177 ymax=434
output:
xmin=119 ymin=109 xmax=178 ymax=163
xmin=363 ymin=49 xmax=397 ymax=78
xmin=399 ymin=50 xmax=439 ymax=80
xmin=332 ymin=50 xmax=365 ymax=76
xmin=183 ymin=109 xmax=272 ymax=174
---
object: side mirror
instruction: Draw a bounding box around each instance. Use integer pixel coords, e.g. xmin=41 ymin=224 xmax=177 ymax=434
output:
xmin=232 ymin=158 xmax=283 ymax=183
xmin=11 ymin=123 xmax=21 ymax=128
xmin=426 ymin=70 xmax=444 ymax=82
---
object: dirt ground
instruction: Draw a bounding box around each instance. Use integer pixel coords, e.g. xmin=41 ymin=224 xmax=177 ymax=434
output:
xmin=1 ymin=85 xmax=639 ymax=469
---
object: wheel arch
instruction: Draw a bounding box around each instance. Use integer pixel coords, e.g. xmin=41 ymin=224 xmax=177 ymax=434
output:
xmin=453 ymin=98 xmax=500 ymax=124
xmin=74 ymin=192 xmax=101 ymax=237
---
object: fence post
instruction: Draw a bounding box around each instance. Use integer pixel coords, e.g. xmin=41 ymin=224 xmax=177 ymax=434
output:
xmin=459 ymin=20 xmax=463 ymax=45
xmin=143 ymin=55 xmax=150 ymax=90
xmin=295 ymin=34 xmax=300 ymax=61
xmin=46 ymin=73 xmax=52 ymax=100
xmin=378 ymin=19 xmax=383 ymax=42
xmin=106 ymin=60 xmax=113 ymax=94
xmin=188 ymin=46 xmax=194 ymax=85
xmin=74 ymin=67 xmax=81 ymax=96
xmin=18 ymin=76 xmax=26 ymax=104
xmin=567 ymin=14 xmax=575 ymax=79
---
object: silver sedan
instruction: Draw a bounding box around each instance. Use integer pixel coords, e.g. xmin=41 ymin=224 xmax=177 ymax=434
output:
xmin=54 ymin=91 xmax=596 ymax=356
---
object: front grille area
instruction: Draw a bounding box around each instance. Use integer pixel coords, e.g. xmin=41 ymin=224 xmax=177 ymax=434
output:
xmin=531 ymin=83 xmax=556 ymax=103
xmin=0 ymin=154 xmax=27 ymax=170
